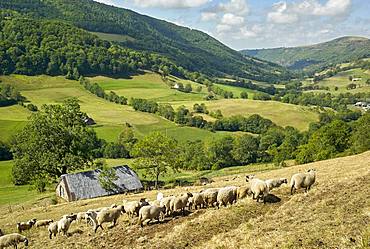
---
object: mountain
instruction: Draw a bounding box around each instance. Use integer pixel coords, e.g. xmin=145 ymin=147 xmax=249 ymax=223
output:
xmin=0 ymin=0 xmax=291 ymax=82
xmin=241 ymin=36 xmax=370 ymax=73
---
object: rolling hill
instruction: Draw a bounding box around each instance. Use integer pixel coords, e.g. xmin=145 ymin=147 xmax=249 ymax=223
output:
xmin=0 ymin=150 xmax=368 ymax=248
xmin=241 ymin=36 xmax=370 ymax=73
xmin=0 ymin=0 xmax=291 ymax=82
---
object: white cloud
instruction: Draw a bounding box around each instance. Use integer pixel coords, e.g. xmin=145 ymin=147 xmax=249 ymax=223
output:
xmin=132 ymin=0 xmax=210 ymax=9
xmin=219 ymin=0 xmax=249 ymax=16
xmin=221 ymin=13 xmax=245 ymax=26
xmin=267 ymin=0 xmax=352 ymax=24
xmin=201 ymin=12 xmax=218 ymax=22
xmin=267 ymin=2 xmax=298 ymax=24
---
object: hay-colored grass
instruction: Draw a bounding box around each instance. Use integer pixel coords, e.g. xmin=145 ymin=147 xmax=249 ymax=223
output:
xmin=0 ymin=151 xmax=368 ymax=248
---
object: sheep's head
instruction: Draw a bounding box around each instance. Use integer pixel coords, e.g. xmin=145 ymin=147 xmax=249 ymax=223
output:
xmin=67 ymin=214 xmax=77 ymax=221
xmin=245 ymin=175 xmax=255 ymax=182
xmin=187 ymin=192 xmax=193 ymax=198
xmin=117 ymin=205 xmax=125 ymax=214
xmin=308 ymin=169 xmax=316 ymax=174
xmin=24 ymin=238 xmax=29 ymax=246
xmin=281 ymin=178 xmax=288 ymax=184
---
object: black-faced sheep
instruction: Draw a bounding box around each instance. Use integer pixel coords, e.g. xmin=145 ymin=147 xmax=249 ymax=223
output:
xmin=290 ymin=169 xmax=316 ymax=195
xmin=35 ymin=219 xmax=53 ymax=228
xmin=217 ymin=186 xmax=237 ymax=208
xmin=265 ymin=178 xmax=288 ymax=191
xmin=94 ymin=205 xmax=125 ymax=233
xmin=137 ymin=205 xmax=166 ymax=227
xmin=0 ymin=233 xmax=28 ymax=249
xmin=246 ymin=175 xmax=269 ymax=203
xmin=170 ymin=193 xmax=193 ymax=216
xmin=16 ymin=219 xmax=36 ymax=233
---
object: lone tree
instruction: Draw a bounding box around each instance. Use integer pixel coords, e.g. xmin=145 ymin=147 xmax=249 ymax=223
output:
xmin=11 ymin=98 xmax=100 ymax=185
xmin=132 ymin=132 xmax=179 ymax=189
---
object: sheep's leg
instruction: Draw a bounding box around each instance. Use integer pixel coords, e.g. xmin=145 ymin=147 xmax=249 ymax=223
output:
xmin=291 ymin=186 xmax=295 ymax=195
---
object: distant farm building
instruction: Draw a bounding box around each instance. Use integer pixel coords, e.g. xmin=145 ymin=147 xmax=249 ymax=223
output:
xmin=354 ymin=102 xmax=367 ymax=107
xmin=83 ymin=117 xmax=96 ymax=126
xmin=56 ymin=166 xmax=143 ymax=202
xmin=352 ymin=78 xmax=362 ymax=82
xmin=173 ymin=83 xmax=180 ymax=89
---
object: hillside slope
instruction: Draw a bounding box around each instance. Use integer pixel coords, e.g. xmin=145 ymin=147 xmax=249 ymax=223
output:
xmin=241 ymin=36 xmax=370 ymax=73
xmin=0 ymin=151 xmax=369 ymax=248
xmin=0 ymin=0 xmax=291 ymax=82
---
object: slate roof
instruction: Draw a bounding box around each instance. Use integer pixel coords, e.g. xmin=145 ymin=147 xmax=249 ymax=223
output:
xmin=60 ymin=166 xmax=143 ymax=201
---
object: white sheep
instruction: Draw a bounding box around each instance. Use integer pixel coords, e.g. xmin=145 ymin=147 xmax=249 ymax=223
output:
xmin=170 ymin=193 xmax=193 ymax=215
xmin=160 ymin=196 xmax=175 ymax=215
xmin=57 ymin=214 xmax=77 ymax=237
xmin=0 ymin=233 xmax=28 ymax=249
xmin=201 ymin=188 xmax=219 ymax=208
xmin=290 ymin=169 xmax=316 ymax=195
xmin=16 ymin=219 xmax=36 ymax=233
xmin=137 ymin=205 xmax=166 ymax=227
xmin=94 ymin=205 xmax=125 ymax=233
xmin=48 ymin=222 xmax=58 ymax=239
xmin=236 ymin=184 xmax=252 ymax=200
xmin=187 ymin=192 xmax=205 ymax=210
xmin=246 ymin=175 xmax=269 ymax=203
xmin=217 ymin=186 xmax=237 ymax=208
xmin=265 ymin=178 xmax=288 ymax=191
xmin=123 ymin=199 xmax=149 ymax=219
xmin=35 ymin=219 xmax=53 ymax=228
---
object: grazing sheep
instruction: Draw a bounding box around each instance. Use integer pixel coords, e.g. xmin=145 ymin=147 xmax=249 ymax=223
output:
xmin=170 ymin=193 xmax=193 ymax=215
xmin=35 ymin=219 xmax=53 ymax=228
xmin=123 ymin=199 xmax=149 ymax=219
xmin=76 ymin=212 xmax=88 ymax=224
xmin=94 ymin=205 xmax=125 ymax=233
xmin=150 ymin=200 xmax=161 ymax=207
xmin=48 ymin=222 xmax=58 ymax=239
xmin=217 ymin=186 xmax=237 ymax=208
xmin=16 ymin=219 xmax=36 ymax=233
xmin=187 ymin=193 xmax=205 ymax=210
xmin=290 ymin=169 xmax=316 ymax=195
xmin=57 ymin=214 xmax=77 ymax=237
xmin=201 ymin=188 xmax=219 ymax=208
xmin=160 ymin=196 xmax=175 ymax=215
xmin=246 ymin=175 xmax=269 ymax=203
xmin=237 ymin=184 xmax=252 ymax=200
xmin=85 ymin=210 xmax=99 ymax=228
xmin=0 ymin=233 xmax=28 ymax=249
xmin=265 ymin=178 xmax=288 ymax=191
xmin=137 ymin=205 xmax=166 ymax=227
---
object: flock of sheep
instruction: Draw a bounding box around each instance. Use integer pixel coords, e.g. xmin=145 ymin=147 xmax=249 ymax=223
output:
xmin=0 ymin=169 xmax=316 ymax=248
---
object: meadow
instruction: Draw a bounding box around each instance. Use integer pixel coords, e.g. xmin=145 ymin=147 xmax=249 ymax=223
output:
xmin=0 ymin=151 xmax=368 ymax=248
xmin=171 ymin=99 xmax=319 ymax=131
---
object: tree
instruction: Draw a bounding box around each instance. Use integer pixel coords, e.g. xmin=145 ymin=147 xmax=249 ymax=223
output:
xmin=184 ymin=83 xmax=192 ymax=93
xmin=347 ymin=83 xmax=357 ymax=90
xmin=11 ymin=98 xmax=100 ymax=185
xmin=195 ymin=86 xmax=202 ymax=93
xmin=366 ymin=79 xmax=370 ymax=85
xmin=232 ymin=135 xmax=259 ymax=165
xmin=131 ymin=132 xmax=179 ymax=189
xmin=118 ymin=125 xmax=138 ymax=152
xmin=98 ymin=166 xmax=119 ymax=192
xmin=240 ymin=91 xmax=248 ymax=99
xmin=103 ymin=142 xmax=129 ymax=159
xmin=179 ymin=140 xmax=210 ymax=170
xmin=207 ymin=136 xmax=235 ymax=169
xmin=0 ymin=141 xmax=12 ymax=161
xmin=349 ymin=113 xmax=370 ymax=153
xmin=348 ymin=75 xmax=353 ymax=81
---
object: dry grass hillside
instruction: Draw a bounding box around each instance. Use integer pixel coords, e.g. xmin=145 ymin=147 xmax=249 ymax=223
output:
xmin=0 ymin=151 xmax=369 ymax=249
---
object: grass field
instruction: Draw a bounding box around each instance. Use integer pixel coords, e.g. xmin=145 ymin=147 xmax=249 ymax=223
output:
xmin=303 ymin=67 xmax=370 ymax=94
xmin=0 ymin=151 xmax=368 ymax=248
xmin=88 ymin=73 xmax=207 ymax=102
xmin=0 ymin=74 xmax=224 ymax=142
xmin=171 ymin=99 xmax=319 ymax=130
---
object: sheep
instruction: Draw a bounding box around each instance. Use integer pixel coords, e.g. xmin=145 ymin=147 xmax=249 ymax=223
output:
xmin=137 ymin=205 xmax=166 ymax=227
xmin=236 ymin=184 xmax=252 ymax=200
xmin=201 ymin=188 xmax=219 ymax=208
xmin=123 ymin=199 xmax=149 ymax=219
xmin=85 ymin=210 xmax=99 ymax=228
xmin=246 ymin=175 xmax=269 ymax=203
xmin=170 ymin=193 xmax=193 ymax=216
xmin=76 ymin=212 xmax=88 ymax=224
xmin=35 ymin=219 xmax=53 ymax=228
xmin=160 ymin=196 xmax=175 ymax=215
xmin=290 ymin=169 xmax=316 ymax=195
xmin=187 ymin=193 xmax=205 ymax=210
xmin=57 ymin=214 xmax=77 ymax=237
xmin=217 ymin=186 xmax=237 ymax=208
xmin=48 ymin=222 xmax=58 ymax=239
xmin=265 ymin=178 xmax=288 ymax=191
xmin=16 ymin=219 xmax=36 ymax=233
xmin=0 ymin=233 xmax=28 ymax=249
xmin=94 ymin=205 xmax=125 ymax=233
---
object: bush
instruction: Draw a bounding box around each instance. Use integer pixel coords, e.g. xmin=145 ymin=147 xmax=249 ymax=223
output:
xmin=253 ymin=92 xmax=271 ymax=101
xmin=240 ymin=91 xmax=248 ymax=99
xmin=103 ymin=143 xmax=129 ymax=159
xmin=26 ymin=103 xmax=38 ymax=112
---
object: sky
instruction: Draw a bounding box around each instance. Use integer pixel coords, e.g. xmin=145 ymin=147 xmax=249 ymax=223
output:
xmin=94 ymin=0 xmax=370 ymax=50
